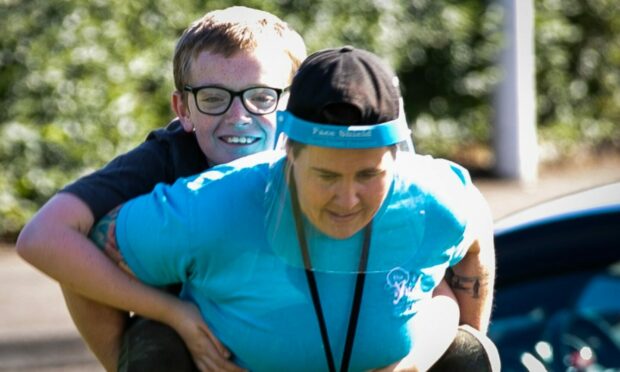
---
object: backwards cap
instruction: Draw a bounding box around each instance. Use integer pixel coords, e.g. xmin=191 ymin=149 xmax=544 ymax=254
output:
xmin=287 ymin=46 xmax=401 ymax=124
xmin=278 ymin=46 xmax=409 ymax=148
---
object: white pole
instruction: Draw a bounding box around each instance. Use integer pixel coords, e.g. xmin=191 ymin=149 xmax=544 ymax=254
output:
xmin=494 ymin=0 xmax=538 ymax=183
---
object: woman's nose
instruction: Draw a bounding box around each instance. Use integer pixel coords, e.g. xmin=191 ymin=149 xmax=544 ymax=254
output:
xmin=333 ymin=182 xmax=360 ymax=209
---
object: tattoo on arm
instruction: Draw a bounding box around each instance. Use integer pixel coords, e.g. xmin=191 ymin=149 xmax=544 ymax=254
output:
xmin=89 ymin=205 xmax=134 ymax=276
xmin=445 ymin=267 xmax=485 ymax=299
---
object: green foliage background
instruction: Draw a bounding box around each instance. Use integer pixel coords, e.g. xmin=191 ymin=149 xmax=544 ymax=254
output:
xmin=1 ymin=0 xmax=619 ymax=239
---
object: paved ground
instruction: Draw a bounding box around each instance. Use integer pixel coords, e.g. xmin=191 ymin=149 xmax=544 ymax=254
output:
xmin=1 ymin=154 xmax=618 ymax=371
xmin=0 ymin=248 xmax=104 ymax=372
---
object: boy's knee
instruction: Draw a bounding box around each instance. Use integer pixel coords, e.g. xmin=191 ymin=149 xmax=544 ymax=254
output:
xmin=118 ymin=317 xmax=197 ymax=372
xmin=429 ymin=324 xmax=501 ymax=372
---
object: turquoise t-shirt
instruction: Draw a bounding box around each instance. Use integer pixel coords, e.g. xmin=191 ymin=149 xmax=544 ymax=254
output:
xmin=115 ymin=150 xmax=474 ymax=371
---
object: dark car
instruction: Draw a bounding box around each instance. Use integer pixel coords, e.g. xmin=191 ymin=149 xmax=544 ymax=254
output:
xmin=489 ymin=182 xmax=620 ymax=371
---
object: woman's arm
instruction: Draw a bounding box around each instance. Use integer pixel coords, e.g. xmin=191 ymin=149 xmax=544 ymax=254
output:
xmin=448 ymin=187 xmax=495 ymax=333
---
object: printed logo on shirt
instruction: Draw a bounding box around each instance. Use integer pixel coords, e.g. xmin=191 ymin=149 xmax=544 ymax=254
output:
xmin=385 ymin=267 xmax=434 ymax=316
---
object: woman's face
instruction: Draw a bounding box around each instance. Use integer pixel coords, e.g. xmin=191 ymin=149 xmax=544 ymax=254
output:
xmin=289 ymin=145 xmax=395 ymax=239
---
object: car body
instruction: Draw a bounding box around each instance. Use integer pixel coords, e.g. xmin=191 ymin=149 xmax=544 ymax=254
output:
xmin=489 ymin=182 xmax=620 ymax=371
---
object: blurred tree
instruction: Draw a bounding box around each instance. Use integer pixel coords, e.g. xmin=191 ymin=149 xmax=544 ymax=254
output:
xmin=1 ymin=0 xmax=174 ymax=237
xmin=1 ymin=0 xmax=618 ymax=239
xmin=535 ymin=0 xmax=620 ymax=161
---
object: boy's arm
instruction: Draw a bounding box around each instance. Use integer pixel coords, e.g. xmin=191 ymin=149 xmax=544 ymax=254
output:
xmin=17 ymin=135 xmax=178 ymax=370
xmin=61 ymin=287 xmax=128 ymax=371
xmin=88 ymin=200 xmax=243 ymax=372
xmin=16 ymin=193 xmax=239 ymax=371
xmin=17 ymin=193 xmax=126 ymax=371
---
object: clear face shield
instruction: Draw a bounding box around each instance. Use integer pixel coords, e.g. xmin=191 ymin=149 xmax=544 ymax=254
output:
xmin=265 ymin=107 xmax=429 ymax=276
xmin=217 ymin=100 xmax=468 ymax=371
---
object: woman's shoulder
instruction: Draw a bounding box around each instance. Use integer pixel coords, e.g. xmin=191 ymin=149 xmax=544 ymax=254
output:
xmin=176 ymin=150 xmax=285 ymax=193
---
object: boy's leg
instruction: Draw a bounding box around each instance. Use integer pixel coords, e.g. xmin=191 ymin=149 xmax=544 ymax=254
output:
xmin=118 ymin=316 xmax=198 ymax=372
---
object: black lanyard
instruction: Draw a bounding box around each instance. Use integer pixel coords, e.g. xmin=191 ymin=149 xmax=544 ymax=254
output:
xmin=289 ymin=170 xmax=372 ymax=372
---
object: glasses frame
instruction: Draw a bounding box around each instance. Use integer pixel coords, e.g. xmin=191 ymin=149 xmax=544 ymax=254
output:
xmin=183 ymin=85 xmax=287 ymax=116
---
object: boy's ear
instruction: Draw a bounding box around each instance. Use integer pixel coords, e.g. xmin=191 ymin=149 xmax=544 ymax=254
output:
xmin=277 ymin=90 xmax=290 ymax=111
xmin=171 ymin=91 xmax=194 ymax=133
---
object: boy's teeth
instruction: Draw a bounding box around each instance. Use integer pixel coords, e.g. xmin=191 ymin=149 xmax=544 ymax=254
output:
xmin=225 ymin=136 xmax=256 ymax=144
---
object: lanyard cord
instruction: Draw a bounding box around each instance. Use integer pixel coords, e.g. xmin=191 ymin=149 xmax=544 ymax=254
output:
xmin=289 ymin=169 xmax=372 ymax=372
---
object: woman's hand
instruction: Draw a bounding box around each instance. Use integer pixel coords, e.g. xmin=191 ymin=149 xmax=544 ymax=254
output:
xmin=167 ymin=300 xmax=246 ymax=372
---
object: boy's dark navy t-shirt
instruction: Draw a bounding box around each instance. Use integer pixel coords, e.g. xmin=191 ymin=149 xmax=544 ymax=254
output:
xmin=61 ymin=119 xmax=209 ymax=222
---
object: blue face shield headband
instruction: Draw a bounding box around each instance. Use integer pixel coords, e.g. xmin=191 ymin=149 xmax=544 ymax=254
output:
xmin=276 ymin=110 xmax=411 ymax=149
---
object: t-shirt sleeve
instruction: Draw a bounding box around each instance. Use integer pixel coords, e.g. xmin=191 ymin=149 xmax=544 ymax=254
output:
xmin=115 ymin=178 xmax=199 ymax=286
xmin=449 ymin=175 xmax=491 ymax=267
xmin=61 ymin=139 xmax=170 ymax=222
xmin=443 ymin=161 xmax=480 ymax=267
xmin=415 ymin=157 xmax=477 ymax=268
xmin=113 ymin=162 xmax=265 ymax=287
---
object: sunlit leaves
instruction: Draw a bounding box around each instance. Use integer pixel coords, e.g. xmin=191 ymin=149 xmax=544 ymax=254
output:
xmin=1 ymin=0 xmax=619 ymax=239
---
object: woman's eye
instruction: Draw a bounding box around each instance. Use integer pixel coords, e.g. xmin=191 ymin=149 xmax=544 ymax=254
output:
xmin=318 ymin=174 xmax=338 ymax=181
xmin=357 ymin=172 xmax=377 ymax=180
